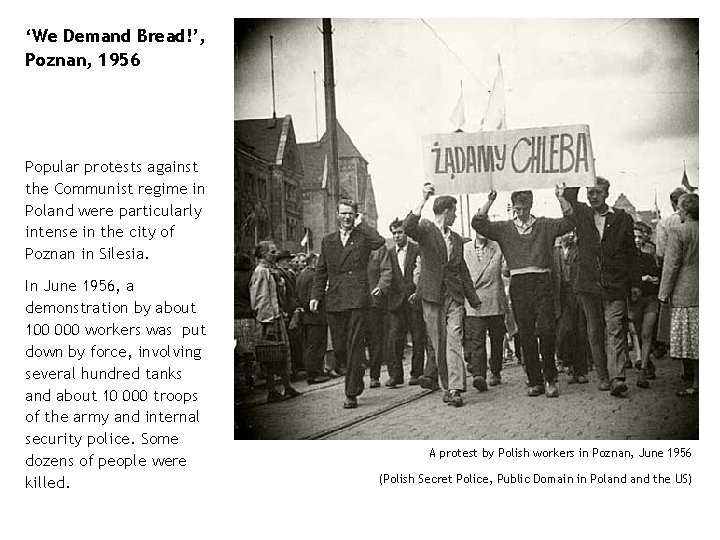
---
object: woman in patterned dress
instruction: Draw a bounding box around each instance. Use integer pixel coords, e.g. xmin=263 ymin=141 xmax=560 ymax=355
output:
xmin=658 ymin=193 xmax=699 ymax=396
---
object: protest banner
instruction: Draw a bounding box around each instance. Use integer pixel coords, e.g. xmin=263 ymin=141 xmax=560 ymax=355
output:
xmin=421 ymin=124 xmax=596 ymax=194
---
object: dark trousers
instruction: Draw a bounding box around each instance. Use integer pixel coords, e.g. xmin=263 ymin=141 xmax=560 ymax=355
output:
xmin=556 ymin=282 xmax=589 ymax=377
xmin=327 ymin=309 xmax=366 ymax=397
xmin=387 ymin=302 xmax=427 ymax=382
xmin=288 ymin=325 xmax=303 ymax=373
xmin=509 ymin=273 xmax=558 ymax=386
xmin=302 ymin=324 xmax=327 ymax=379
xmin=366 ymin=307 xmax=386 ymax=380
xmin=464 ymin=315 xmax=505 ymax=379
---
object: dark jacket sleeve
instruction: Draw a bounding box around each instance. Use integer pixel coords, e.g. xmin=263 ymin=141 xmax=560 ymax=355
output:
xmin=404 ymin=211 xmax=424 ymax=243
xmin=377 ymin=245 xmax=392 ymax=293
xmin=356 ymin=221 xmax=385 ymax=251
xmin=311 ymin=242 xmax=328 ymax=302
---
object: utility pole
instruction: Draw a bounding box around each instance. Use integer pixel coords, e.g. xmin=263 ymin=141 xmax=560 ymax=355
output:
xmin=322 ymin=18 xmax=340 ymax=230
xmin=269 ymin=35 xmax=277 ymax=119
xmin=313 ymin=70 xmax=319 ymax=142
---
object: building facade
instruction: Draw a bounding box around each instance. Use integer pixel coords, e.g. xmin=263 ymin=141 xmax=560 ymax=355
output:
xmin=235 ymin=115 xmax=305 ymax=255
xmin=298 ymin=121 xmax=379 ymax=249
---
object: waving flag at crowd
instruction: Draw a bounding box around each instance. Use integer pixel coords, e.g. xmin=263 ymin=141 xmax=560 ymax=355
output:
xmin=449 ymin=82 xmax=466 ymax=131
xmin=480 ymin=54 xmax=507 ymax=131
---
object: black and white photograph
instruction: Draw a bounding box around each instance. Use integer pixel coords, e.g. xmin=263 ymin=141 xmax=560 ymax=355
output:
xmin=233 ymin=18 xmax=699 ymax=440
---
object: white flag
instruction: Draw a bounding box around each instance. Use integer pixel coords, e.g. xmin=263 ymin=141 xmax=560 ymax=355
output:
xmin=449 ymin=87 xmax=466 ymax=131
xmin=480 ymin=55 xmax=506 ymax=131
xmin=300 ymin=229 xmax=309 ymax=247
xmin=321 ymin=154 xmax=328 ymax=189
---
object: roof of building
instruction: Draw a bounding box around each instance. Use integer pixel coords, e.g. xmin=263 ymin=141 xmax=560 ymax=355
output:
xmin=613 ymin=193 xmax=636 ymax=215
xmin=297 ymin=120 xmax=367 ymax=189
xmin=235 ymin=115 xmax=291 ymax=164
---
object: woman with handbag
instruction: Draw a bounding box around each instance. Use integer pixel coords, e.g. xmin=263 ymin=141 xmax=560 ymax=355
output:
xmin=658 ymin=193 xmax=699 ymax=397
xmin=250 ymin=241 xmax=301 ymax=403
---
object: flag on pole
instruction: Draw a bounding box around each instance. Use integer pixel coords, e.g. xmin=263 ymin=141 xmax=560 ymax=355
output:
xmin=449 ymin=81 xmax=466 ymax=131
xmin=321 ymin=153 xmax=328 ymax=189
xmin=653 ymin=188 xmax=661 ymax=220
xmin=480 ymin=54 xmax=507 ymax=131
xmin=300 ymin=229 xmax=309 ymax=247
xmin=681 ymin=162 xmax=697 ymax=192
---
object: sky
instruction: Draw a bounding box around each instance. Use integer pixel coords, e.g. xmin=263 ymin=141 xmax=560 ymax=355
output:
xmin=234 ymin=18 xmax=699 ymax=234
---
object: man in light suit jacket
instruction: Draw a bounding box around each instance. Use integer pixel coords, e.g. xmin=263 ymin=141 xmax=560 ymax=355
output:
xmin=385 ymin=218 xmax=425 ymax=387
xmin=404 ymin=183 xmax=481 ymax=407
xmin=310 ymin=199 xmax=386 ymax=409
xmin=463 ymin=232 xmax=508 ymax=390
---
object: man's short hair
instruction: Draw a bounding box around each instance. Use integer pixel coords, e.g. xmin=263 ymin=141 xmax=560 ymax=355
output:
xmin=670 ymin=187 xmax=686 ymax=207
xmin=432 ymin=195 xmax=457 ymax=215
xmin=510 ymin=190 xmax=533 ymax=206
xmin=594 ymin=176 xmax=611 ymax=194
xmin=338 ymin=198 xmax=358 ymax=212
xmin=678 ymin=192 xmax=699 ymax=220
xmin=389 ymin=218 xmax=404 ymax=232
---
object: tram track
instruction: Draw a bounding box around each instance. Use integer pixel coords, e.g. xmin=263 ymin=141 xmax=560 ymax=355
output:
xmin=303 ymin=388 xmax=434 ymax=440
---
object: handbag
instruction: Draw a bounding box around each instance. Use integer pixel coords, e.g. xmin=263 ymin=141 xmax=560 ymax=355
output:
xmin=254 ymin=319 xmax=288 ymax=364
xmin=656 ymin=302 xmax=671 ymax=344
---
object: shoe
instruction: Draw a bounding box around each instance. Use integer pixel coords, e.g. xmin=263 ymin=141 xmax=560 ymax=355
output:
xmin=528 ymin=385 xmax=545 ymax=397
xmin=369 ymin=379 xmax=381 ymax=389
xmin=568 ymin=375 xmax=578 ymax=384
xmin=545 ymin=382 xmax=559 ymax=398
xmin=576 ymin=375 xmax=589 ymax=384
xmin=343 ymin=396 xmax=358 ymax=409
xmin=418 ymin=375 xmax=440 ymax=391
xmin=408 ymin=377 xmax=420 ymax=386
xmin=307 ymin=374 xmax=331 ymax=385
xmin=636 ymin=370 xmax=649 ymax=389
xmin=472 ymin=376 xmax=488 ymax=392
xmin=327 ymin=369 xmax=344 ymax=378
xmin=447 ymin=390 xmax=463 ymax=407
xmin=676 ymin=388 xmax=698 ymax=397
xmin=488 ymin=374 xmax=501 ymax=386
xmin=284 ymin=387 xmax=301 ymax=399
xmin=267 ymin=389 xmax=284 ymax=403
xmin=598 ymin=379 xmax=611 ymax=391
xmin=610 ymin=379 xmax=628 ymax=397
xmin=385 ymin=378 xmax=402 ymax=388
xmin=442 ymin=390 xmax=452 ymax=403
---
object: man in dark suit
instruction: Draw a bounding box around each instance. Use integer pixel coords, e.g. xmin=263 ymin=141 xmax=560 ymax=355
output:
xmin=296 ymin=252 xmax=331 ymax=385
xmin=366 ymin=244 xmax=391 ymax=388
xmin=310 ymin=199 xmax=386 ymax=409
xmin=385 ymin=218 xmax=425 ymax=387
xmin=552 ymin=231 xmax=589 ymax=384
xmin=565 ymin=179 xmax=641 ymax=397
xmin=404 ymin=183 xmax=481 ymax=407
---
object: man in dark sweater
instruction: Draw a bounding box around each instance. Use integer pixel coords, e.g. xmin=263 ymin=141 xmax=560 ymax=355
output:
xmin=471 ymin=186 xmax=574 ymax=397
xmin=564 ymin=179 xmax=641 ymax=397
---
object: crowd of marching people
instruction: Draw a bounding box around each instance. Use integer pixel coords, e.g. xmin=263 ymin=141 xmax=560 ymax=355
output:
xmin=235 ymin=178 xmax=699 ymax=409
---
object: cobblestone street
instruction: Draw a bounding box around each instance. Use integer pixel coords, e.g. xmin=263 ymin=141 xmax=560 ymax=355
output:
xmin=235 ymin=352 xmax=698 ymax=440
